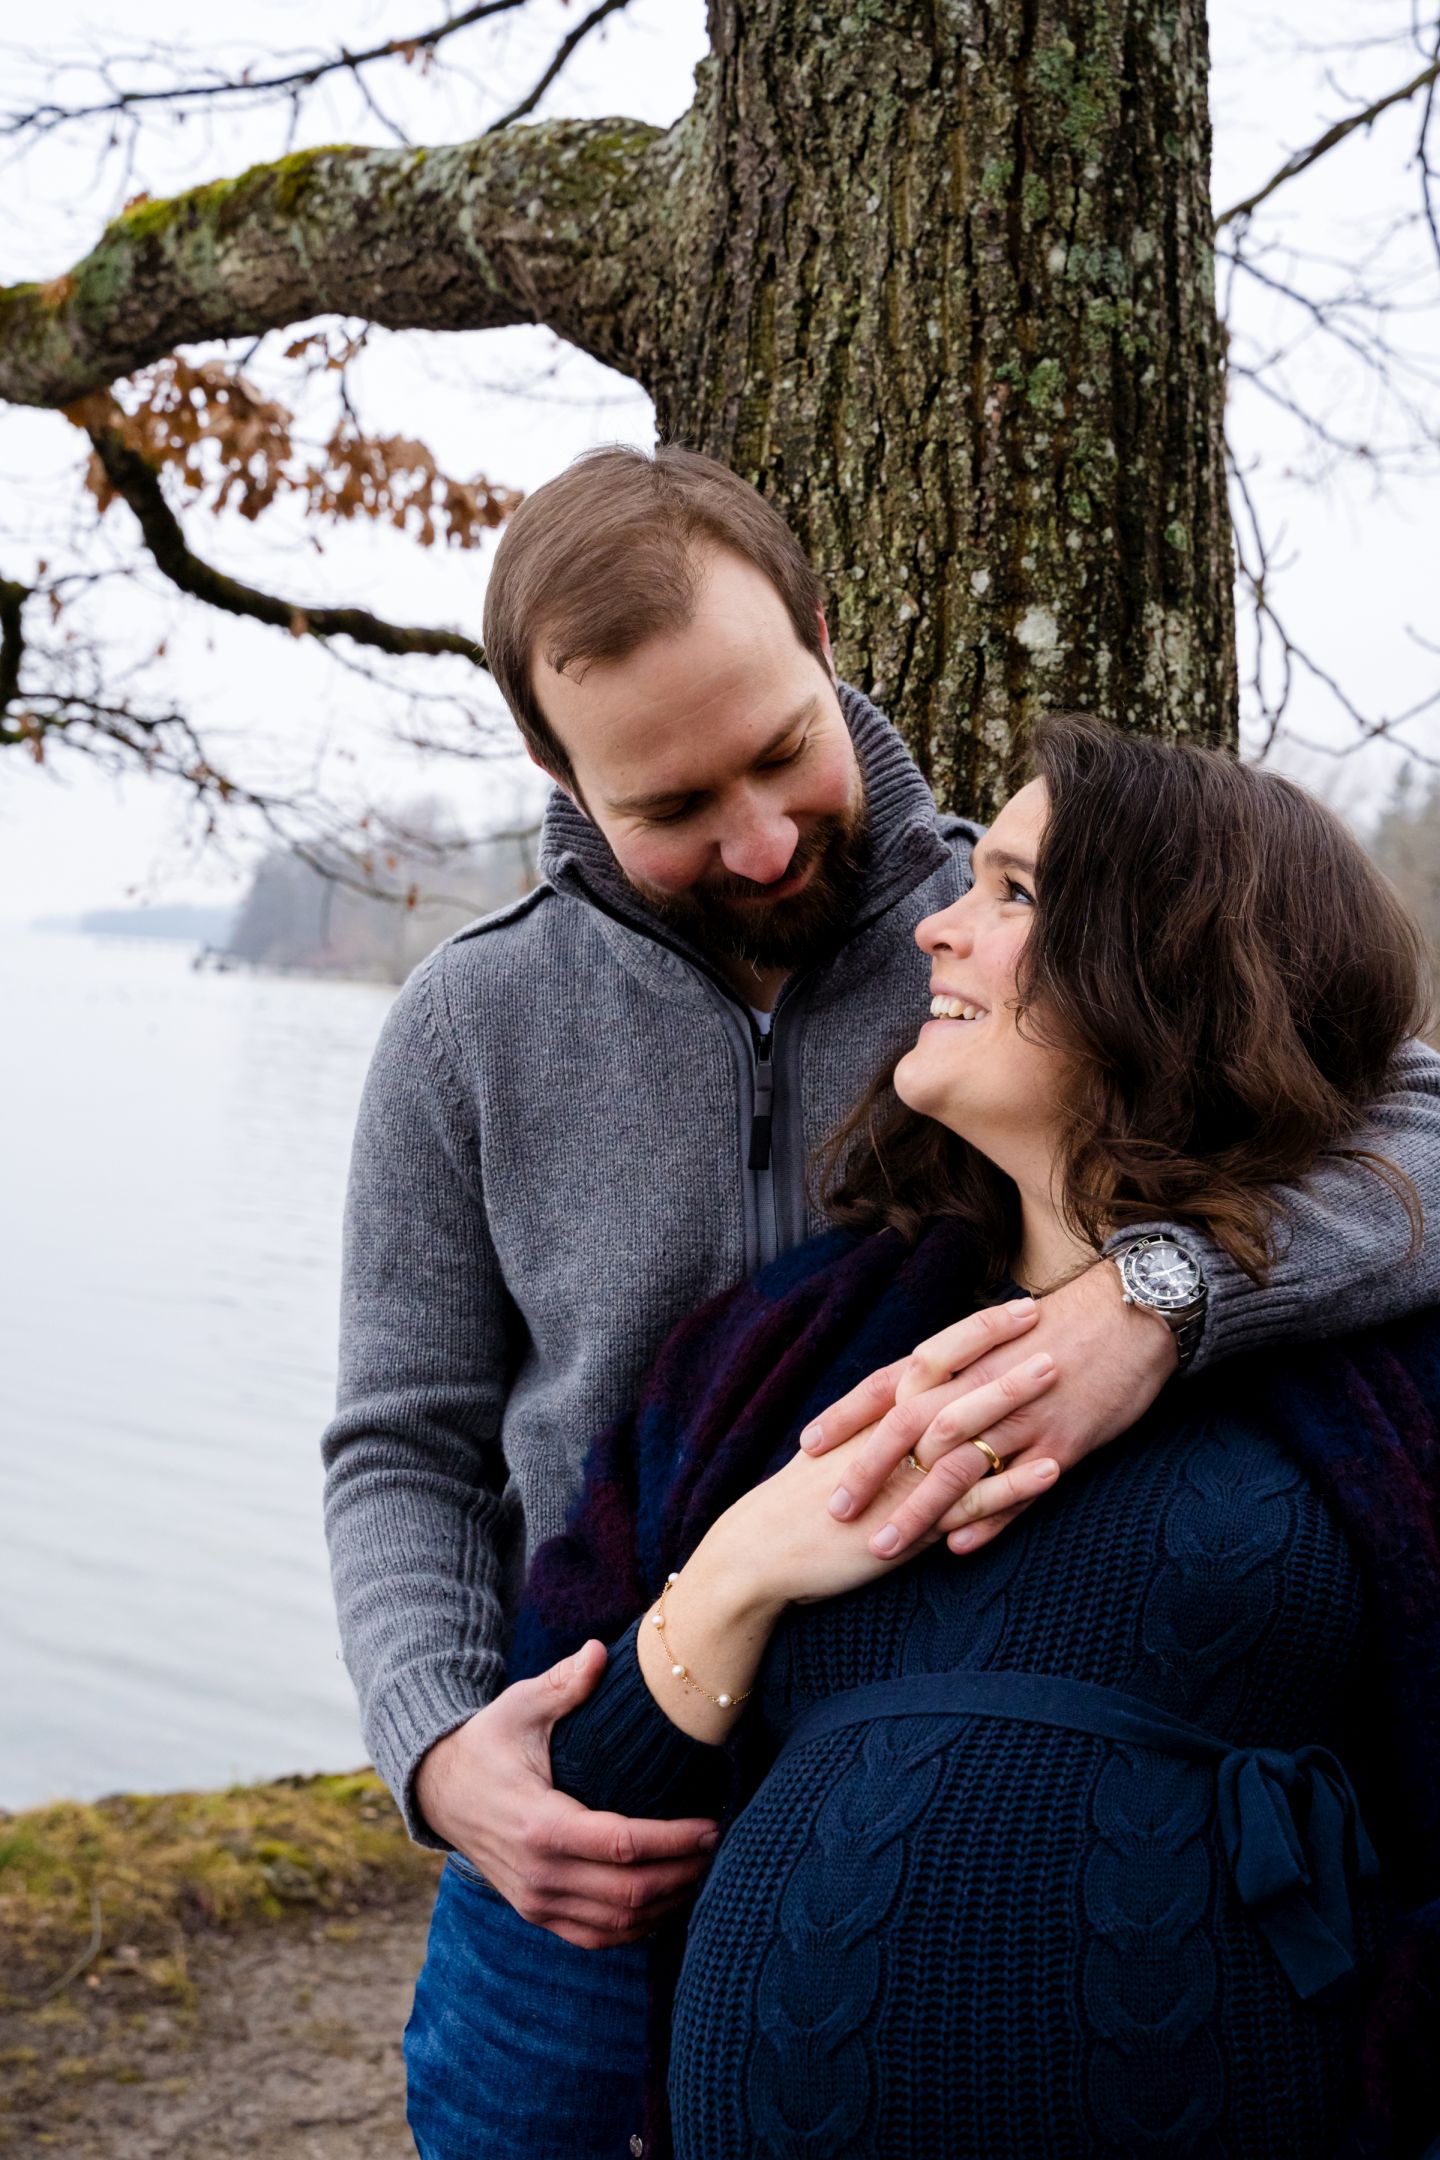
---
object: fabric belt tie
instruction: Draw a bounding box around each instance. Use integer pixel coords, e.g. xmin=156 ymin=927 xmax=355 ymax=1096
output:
xmin=777 ymin=1666 xmax=1379 ymax=2003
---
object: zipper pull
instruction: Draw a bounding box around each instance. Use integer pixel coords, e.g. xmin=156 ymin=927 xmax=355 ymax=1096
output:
xmin=748 ymin=1032 xmax=774 ymax=1172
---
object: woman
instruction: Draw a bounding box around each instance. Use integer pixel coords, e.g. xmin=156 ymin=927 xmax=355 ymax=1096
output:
xmin=503 ymin=715 xmax=1439 ymax=2158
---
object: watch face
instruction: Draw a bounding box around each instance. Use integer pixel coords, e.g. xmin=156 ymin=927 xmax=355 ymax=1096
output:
xmin=1124 ymin=1240 xmax=1203 ymax=1309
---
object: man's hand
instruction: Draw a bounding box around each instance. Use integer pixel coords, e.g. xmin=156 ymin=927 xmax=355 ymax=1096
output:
xmin=413 ymin=1642 xmax=719 ymax=1951
xmin=799 ymin=1262 xmax=1178 ymax=1561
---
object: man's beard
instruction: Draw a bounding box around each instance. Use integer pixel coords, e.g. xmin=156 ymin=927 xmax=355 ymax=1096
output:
xmin=634 ymin=799 xmax=872 ymax=976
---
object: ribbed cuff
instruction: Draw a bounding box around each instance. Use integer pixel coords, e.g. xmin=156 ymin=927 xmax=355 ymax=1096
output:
xmin=548 ymin=1622 xmax=730 ymax=1820
xmin=364 ymin=1651 xmax=504 ymax=1849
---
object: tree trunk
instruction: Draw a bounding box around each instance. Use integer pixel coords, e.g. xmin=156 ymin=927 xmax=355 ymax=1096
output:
xmin=647 ymin=0 xmax=1236 ymax=814
xmin=0 ymin=0 xmax=1238 ymax=817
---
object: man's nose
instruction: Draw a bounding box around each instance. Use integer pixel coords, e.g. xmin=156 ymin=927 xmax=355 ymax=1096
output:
xmin=719 ymin=815 xmax=800 ymax=888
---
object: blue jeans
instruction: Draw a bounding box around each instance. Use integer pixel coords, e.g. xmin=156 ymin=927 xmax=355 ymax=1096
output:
xmin=405 ymin=1855 xmax=651 ymax=2160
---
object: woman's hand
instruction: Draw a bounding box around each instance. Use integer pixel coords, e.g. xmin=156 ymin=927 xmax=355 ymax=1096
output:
xmin=636 ymin=1359 xmax=1060 ymax=1745
xmin=708 ymin=1355 xmax=1061 ymax=1608
xmin=799 ymin=1268 xmax=1168 ymax=1560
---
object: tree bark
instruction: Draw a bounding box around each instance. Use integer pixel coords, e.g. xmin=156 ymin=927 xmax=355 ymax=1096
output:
xmin=647 ymin=0 xmax=1236 ymax=812
xmin=0 ymin=0 xmax=1237 ymax=816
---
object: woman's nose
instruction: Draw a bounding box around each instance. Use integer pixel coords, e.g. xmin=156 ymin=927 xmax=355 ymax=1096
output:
xmin=915 ymin=894 xmax=974 ymax=956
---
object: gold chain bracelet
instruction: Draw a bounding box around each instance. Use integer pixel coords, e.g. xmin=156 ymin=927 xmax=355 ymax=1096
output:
xmin=646 ymin=1572 xmax=752 ymax=1710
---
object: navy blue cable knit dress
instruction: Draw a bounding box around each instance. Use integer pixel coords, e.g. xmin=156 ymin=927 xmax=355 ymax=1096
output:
xmin=549 ymin=1404 xmax=1388 ymax=2158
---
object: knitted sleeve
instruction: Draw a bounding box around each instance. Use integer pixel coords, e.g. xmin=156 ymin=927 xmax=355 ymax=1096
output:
xmin=548 ymin=1621 xmax=733 ymax=1820
xmin=1109 ymin=1037 xmax=1440 ymax=1373
xmin=321 ymin=949 xmax=517 ymax=1849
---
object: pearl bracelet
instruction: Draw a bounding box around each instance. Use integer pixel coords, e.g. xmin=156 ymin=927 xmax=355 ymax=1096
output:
xmin=646 ymin=1572 xmax=752 ymax=1710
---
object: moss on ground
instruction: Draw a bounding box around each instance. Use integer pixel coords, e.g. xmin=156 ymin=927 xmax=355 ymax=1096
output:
xmin=0 ymin=1769 xmax=435 ymax=2013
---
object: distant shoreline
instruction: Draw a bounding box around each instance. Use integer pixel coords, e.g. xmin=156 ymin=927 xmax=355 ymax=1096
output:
xmin=30 ymin=905 xmax=237 ymax=944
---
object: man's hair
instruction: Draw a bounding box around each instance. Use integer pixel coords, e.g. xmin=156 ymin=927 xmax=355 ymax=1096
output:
xmin=482 ymin=445 xmax=828 ymax=790
xmin=820 ymin=711 xmax=1431 ymax=1280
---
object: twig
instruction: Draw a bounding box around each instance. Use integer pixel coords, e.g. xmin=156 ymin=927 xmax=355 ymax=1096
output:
xmin=1216 ymin=56 xmax=1440 ymax=228
xmin=485 ymin=0 xmax=635 ymax=133
xmin=1416 ymin=20 xmax=1440 ymax=269
xmin=27 ymin=1888 xmax=103 ymax=2006
xmin=0 ymin=2 xmax=530 ymax=138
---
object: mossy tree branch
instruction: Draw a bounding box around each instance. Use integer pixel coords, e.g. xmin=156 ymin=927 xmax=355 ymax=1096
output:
xmin=0 ymin=118 xmax=672 ymax=409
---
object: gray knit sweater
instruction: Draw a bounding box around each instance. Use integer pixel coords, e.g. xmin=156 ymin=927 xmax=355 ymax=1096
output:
xmin=321 ymin=687 xmax=1440 ymax=1842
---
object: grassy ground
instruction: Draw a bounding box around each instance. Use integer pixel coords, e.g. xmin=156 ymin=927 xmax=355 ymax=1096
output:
xmin=0 ymin=1771 xmax=441 ymax=2156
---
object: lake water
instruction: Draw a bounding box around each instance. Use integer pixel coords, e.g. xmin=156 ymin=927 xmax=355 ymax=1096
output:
xmin=1 ymin=926 xmax=396 ymax=1812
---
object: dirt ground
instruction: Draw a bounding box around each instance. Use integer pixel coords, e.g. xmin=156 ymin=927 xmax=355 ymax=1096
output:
xmin=0 ymin=1883 xmax=434 ymax=2159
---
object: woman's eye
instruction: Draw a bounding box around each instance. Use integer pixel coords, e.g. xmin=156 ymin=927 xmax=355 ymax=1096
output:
xmin=1004 ymin=877 xmax=1035 ymax=907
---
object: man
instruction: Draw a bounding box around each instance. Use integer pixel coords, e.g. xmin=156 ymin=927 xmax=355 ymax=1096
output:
xmin=322 ymin=446 xmax=1440 ymax=2158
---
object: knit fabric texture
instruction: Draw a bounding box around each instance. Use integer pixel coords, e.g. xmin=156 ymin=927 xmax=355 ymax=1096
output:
xmin=518 ymin=1221 xmax=1440 ymax=2160
xmin=322 ymin=682 xmax=1440 ymax=1845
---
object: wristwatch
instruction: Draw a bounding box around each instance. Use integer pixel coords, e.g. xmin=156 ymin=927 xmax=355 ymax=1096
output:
xmin=1110 ymin=1234 xmax=1209 ymax=1368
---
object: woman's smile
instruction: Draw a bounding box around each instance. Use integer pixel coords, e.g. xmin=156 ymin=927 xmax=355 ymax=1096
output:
xmin=926 ymin=991 xmax=988 ymax=1026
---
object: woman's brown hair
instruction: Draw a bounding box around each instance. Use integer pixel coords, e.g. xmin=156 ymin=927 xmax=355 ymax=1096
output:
xmin=821 ymin=712 xmax=1431 ymax=1282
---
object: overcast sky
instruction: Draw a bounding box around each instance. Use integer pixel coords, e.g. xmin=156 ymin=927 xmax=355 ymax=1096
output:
xmin=1 ymin=0 xmax=1436 ymax=922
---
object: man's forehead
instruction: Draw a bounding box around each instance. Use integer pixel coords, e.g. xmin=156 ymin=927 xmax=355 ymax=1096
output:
xmin=603 ymin=693 xmax=824 ymax=814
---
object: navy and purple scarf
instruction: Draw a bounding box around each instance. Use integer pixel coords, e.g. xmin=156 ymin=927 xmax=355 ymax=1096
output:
xmin=509 ymin=1220 xmax=1440 ymax=2159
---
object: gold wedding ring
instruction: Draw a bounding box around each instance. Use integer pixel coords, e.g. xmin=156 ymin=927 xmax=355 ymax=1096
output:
xmin=905 ymin=1451 xmax=925 ymax=1472
xmin=968 ymin=1438 xmax=1004 ymax=1477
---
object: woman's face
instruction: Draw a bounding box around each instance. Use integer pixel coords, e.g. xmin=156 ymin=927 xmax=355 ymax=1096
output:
xmin=894 ymin=779 xmax=1068 ymax=1170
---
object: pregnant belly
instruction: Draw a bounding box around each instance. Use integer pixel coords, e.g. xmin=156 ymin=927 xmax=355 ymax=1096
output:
xmin=668 ymin=1717 xmax=1367 ymax=2160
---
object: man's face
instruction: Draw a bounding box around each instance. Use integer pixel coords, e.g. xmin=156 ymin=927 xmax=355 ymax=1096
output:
xmin=533 ymin=547 xmax=868 ymax=972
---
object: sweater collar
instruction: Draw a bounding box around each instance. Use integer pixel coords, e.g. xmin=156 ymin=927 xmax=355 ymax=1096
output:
xmin=538 ymin=682 xmax=949 ymax=965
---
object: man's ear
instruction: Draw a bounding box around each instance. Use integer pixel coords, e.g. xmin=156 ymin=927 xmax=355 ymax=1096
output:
xmin=817 ymin=608 xmax=837 ymax=682
xmin=524 ymin=741 xmax=590 ymax=819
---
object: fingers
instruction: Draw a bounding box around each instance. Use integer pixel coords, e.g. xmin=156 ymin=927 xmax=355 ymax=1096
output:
xmin=818 ymin=1375 xmax=979 ymax=1517
xmin=870 ymin=1453 xmax=1057 ymax=1559
xmin=945 ymin=1498 xmax=1034 ymax=1556
xmin=798 ymin=1300 xmax=1044 ymax=1458
xmin=935 ymin=1463 xmax=1056 ymax=1538
xmin=500 ymin=1640 xmax=610 ymax=1735
xmin=537 ymin=1798 xmax=721 ymax=1870
xmin=830 ymin=1353 xmax=1057 ymax=1524
xmin=913 ymin=1398 xmax=1039 ymax=1473
xmin=506 ymin=1849 xmax=714 ymax=1933
xmin=542 ymin=1885 xmax=698 ymax=1950
xmin=797 ymin=1358 xmax=908 ymax=1455
xmin=524 ymin=1877 xmax=704 ymax=1948
xmin=892 ymin=1295 xmax=1040 ymax=1402
xmin=862 ymin=1361 xmax=1060 ymax=1557
xmin=492 ymin=1800 xmax=721 ymax=1941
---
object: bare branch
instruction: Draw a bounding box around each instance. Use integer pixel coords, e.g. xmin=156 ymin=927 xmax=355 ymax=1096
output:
xmin=84 ymin=418 xmax=485 ymax=665
xmin=1215 ymin=55 xmax=1440 ymax=229
xmin=0 ymin=3 xmax=530 ymax=140
xmin=486 ymin=0 xmax=635 ymax=134
xmin=1417 ymin=20 xmax=1440 ymax=269
xmin=1230 ymin=442 xmax=1440 ymax=773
